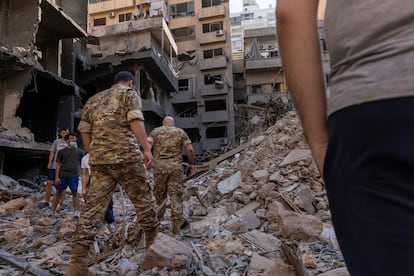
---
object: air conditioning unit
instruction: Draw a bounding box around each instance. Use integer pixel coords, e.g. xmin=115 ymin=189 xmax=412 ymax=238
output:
xmin=109 ymin=11 xmax=115 ymax=18
xmin=214 ymin=80 xmax=224 ymax=89
xmin=215 ymin=30 xmax=224 ymax=36
xmin=197 ymin=100 xmax=204 ymax=106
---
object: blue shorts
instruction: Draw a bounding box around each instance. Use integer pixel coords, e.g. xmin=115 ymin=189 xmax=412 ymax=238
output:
xmin=47 ymin=169 xmax=56 ymax=180
xmin=56 ymin=177 xmax=78 ymax=192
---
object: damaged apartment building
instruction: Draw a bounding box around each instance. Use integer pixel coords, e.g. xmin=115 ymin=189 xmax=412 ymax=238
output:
xmin=87 ymin=0 xmax=236 ymax=157
xmin=230 ymin=0 xmax=330 ymax=141
xmin=84 ymin=0 xmax=177 ymax=131
xmin=0 ymin=0 xmax=87 ymax=179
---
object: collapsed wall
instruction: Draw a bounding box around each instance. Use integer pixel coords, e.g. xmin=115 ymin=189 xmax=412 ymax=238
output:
xmin=0 ymin=0 xmax=87 ymax=178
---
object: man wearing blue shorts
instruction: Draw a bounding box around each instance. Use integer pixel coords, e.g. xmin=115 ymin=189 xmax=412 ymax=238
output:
xmin=52 ymin=133 xmax=85 ymax=218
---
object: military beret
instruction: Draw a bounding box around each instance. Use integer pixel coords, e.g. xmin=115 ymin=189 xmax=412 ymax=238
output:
xmin=114 ymin=71 xmax=135 ymax=83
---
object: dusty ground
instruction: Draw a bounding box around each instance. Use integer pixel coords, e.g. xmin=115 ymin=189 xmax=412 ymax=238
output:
xmin=0 ymin=111 xmax=349 ymax=275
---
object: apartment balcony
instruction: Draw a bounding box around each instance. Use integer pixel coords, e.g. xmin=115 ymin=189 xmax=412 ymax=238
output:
xmin=142 ymin=99 xmax=165 ymax=118
xmin=199 ymin=56 xmax=227 ymax=71
xmin=198 ymin=5 xmax=226 ymax=21
xmin=245 ymin=57 xmax=282 ymax=71
xmin=199 ymin=30 xmax=226 ymax=45
xmin=201 ymin=110 xmax=229 ymax=123
xmin=244 ymin=27 xmax=276 ymax=39
xmin=200 ymin=84 xmax=228 ymax=97
xmin=88 ymin=0 xmax=135 ymax=14
xmin=90 ymin=17 xmax=172 ymax=40
xmin=171 ymin=89 xmax=197 ymax=103
xmin=175 ymin=116 xmax=200 ymax=128
xmin=247 ymin=94 xmax=271 ymax=105
xmin=40 ymin=0 xmax=87 ymax=38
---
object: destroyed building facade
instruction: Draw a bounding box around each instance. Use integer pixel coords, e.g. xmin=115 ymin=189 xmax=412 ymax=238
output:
xmin=86 ymin=0 xmax=236 ymax=156
xmin=230 ymin=0 xmax=330 ymax=141
xmin=168 ymin=0 xmax=236 ymax=155
xmin=0 ymin=0 xmax=88 ymax=178
xmin=85 ymin=0 xmax=178 ymax=132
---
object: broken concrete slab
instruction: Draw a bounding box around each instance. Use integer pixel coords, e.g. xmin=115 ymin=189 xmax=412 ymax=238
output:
xmin=141 ymin=233 xmax=193 ymax=271
xmin=279 ymin=149 xmax=312 ymax=167
xmin=239 ymin=230 xmax=281 ymax=253
xmin=279 ymin=212 xmax=323 ymax=240
xmin=217 ymin=171 xmax=241 ymax=195
xmin=247 ymin=252 xmax=295 ymax=276
xmin=235 ymin=202 xmax=260 ymax=216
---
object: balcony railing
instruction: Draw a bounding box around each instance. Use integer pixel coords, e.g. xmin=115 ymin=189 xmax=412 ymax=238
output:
xmin=201 ymin=84 xmax=228 ymax=97
xmin=199 ymin=30 xmax=226 ymax=45
xmin=199 ymin=56 xmax=227 ymax=71
xmin=198 ymin=4 xmax=225 ymax=20
xmin=201 ymin=110 xmax=229 ymax=123
xmin=88 ymin=0 xmax=135 ymax=14
xmin=245 ymin=57 xmax=282 ymax=71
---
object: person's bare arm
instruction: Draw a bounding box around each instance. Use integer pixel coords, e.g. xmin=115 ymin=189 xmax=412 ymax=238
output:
xmin=277 ymin=0 xmax=328 ymax=175
xmin=47 ymin=152 xmax=55 ymax=169
xmin=81 ymin=132 xmax=91 ymax=153
xmin=81 ymin=167 xmax=89 ymax=198
xmin=130 ymin=119 xmax=153 ymax=169
xmin=185 ymin=143 xmax=195 ymax=177
xmin=55 ymin=163 xmax=61 ymax=185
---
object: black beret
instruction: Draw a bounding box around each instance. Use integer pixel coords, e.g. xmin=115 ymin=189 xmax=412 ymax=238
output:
xmin=114 ymin=71 xmax=135 ymax=83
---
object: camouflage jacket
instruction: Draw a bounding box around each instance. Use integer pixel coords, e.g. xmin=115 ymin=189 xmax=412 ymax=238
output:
xmin=78 ymin=84 xmax=145 ymax=165
xmin=148 ymin=126 xmax=191 ymax=165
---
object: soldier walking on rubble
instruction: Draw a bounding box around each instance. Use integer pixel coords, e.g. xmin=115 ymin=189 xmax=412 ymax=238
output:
xmin=65 ymin=71 xmax=159 ymax=276
xmin=148 ymin=116 xmax=195 ymax=235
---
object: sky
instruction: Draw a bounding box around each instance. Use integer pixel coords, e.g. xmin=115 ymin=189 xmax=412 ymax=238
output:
xmin=230 ymin=0 xmax=276 ymax=13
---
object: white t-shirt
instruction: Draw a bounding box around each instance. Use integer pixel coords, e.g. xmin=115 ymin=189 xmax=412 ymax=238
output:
xmin=50 ymin=138 xmax=68 ymax=169
xmin=81 ymin=153 xmax=90 ymax=174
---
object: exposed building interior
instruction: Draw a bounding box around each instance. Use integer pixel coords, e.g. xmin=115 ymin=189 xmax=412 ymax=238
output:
xmin=0 ymin=0 xmax=87 ymax=178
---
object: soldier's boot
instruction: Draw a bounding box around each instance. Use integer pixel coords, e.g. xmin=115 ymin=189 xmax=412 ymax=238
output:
xmin=172 ymin=219 xmax=188 ymax=235
xmin=65 ymin=244 xmax=93 ymax=276
xmin=145 ymin=228 xmax=158 ymax=249
xmin=172 ymin=221 xmax=181 ymax=235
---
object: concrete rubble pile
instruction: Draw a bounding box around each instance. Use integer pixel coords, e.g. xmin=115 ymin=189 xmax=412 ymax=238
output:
xmin=0 ymin=111 xmax=349 ymax=276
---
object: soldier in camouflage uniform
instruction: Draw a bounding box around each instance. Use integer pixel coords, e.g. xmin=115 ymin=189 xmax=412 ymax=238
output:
xmin=65 ymin=71 xmax=159 ymax=276
xmin=148 ymin=116 xmax=195 ymax=235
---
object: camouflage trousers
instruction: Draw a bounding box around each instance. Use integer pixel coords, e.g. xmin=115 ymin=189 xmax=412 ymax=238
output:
xmin=72 ymin=162 xmax=158 ymax=247
xmin=153 ymin=163 xmax=184 ymax=223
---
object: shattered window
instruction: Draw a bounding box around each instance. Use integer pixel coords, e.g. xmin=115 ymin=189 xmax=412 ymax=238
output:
xmin=252 ymin=85 xmax=262 ymax=94
xmin=206 ymin=126 xmax=227 ymax=138
xmin=204 ymin=74 xmax=222 ymax=85
xmin=203 ymin=47 xmax=224 ymax=59
xmin=170 ymin=2 xmax=195 ymax=18
xmin=202 ymin=22 xmax=223 ymax=33
xmin=179 ymin=79 xmax=189 ymax=92
xmin=178 ymin=50 xmax=196 ymax=61
xmin=93 ymin=17 xmax=106 ymax=26
xmin=172 ymin=26 xmax=195 ymax=39
xmin=205 ymin=99 xmax=227 ymax=111
xmin=202 ymin=0 xmax=222 ymax=8
xmin=119 ymin=13 xmax=132 ymax=23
